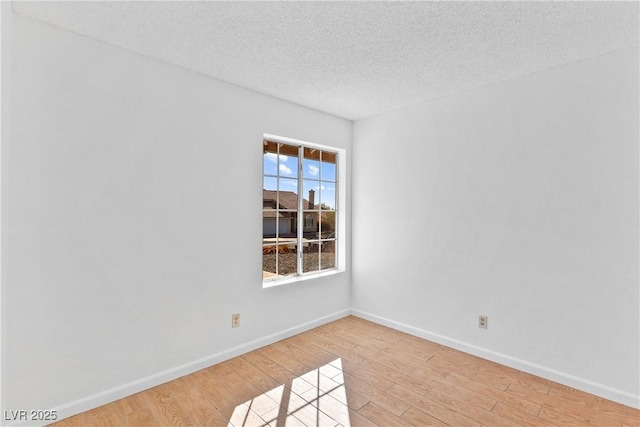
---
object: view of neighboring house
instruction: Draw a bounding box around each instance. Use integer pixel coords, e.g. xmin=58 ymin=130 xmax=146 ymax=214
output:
xmin=262 ymin=189 xmax=318 ymax=238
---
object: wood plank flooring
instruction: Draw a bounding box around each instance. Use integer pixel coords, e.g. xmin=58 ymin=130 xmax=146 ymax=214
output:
xmin=52 ymin=316 xmax=639 ymax=427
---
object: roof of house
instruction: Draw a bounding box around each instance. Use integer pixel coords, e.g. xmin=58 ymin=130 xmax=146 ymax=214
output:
xmin=263 ymin=189 xmax=314 ymax=211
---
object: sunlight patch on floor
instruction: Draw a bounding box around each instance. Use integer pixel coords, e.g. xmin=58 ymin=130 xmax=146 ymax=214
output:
xmin=228 ymin=358 xmax=350 ymax=427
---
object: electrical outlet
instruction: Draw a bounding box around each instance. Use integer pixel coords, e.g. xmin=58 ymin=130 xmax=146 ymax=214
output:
xmin=232 ymin=313 xmax=240 ymax=328
xmin=479 ymin=315 xmax=488 ymax=329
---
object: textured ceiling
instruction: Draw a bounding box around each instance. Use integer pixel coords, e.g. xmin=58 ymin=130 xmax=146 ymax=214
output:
xmin=12 ymin=1 xmax=639 ymax=120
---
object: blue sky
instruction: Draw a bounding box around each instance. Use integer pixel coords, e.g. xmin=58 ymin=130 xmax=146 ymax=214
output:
xmin=263 ymin=152 xmax=336 ymax=209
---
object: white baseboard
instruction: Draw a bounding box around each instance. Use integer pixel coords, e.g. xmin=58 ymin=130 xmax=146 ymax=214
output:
xmin=351 ymin=309 xmax=640 ymax=409
xmin=17 ymin=309 xmax=351 ymax=427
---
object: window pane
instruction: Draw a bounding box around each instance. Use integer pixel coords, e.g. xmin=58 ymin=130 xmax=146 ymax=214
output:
xmin=302 ymin=180 xmax=319 ymax=210
xmin=263 ymin=176 xmax=277 ymax=193
xmin=304 ymin=160 xmax=320 ymax=178
xmin=320 ymin=182 xmax=336 ymax=210
xmin=278 ymin=213 xmax=297 ymax=239
xmin=303 ymin=211 xmax=319 ymax=238
xmin=262 ymin=249 xmax=277 ymax=280
xmin=278 ymin=178 xmax=298 ymax=210
xmin=263 ymin=140 xmax=278 ymax=176
xmin=320 ymin=240 xmax=336 ymax=270
xmin=304 ymin=146 xmax=321 ymax=160
xmin=321 ymin=151 xmax=337 ymax=182
xmin=319 ymin=211 xmax=335 ymax=237
xmin=304 ymin=147 xmax=320 ymax=178
xmin=278 ymin=143 xmax=298 ymax=178
xmin=278 ymin=245 xmax=297 ymax=276
xmin=303 ymin=242 xmax=320 ymax=273
xmin=263 ymin=210 xmax=278 ymax=240
xmin=279 ymin=143 xmax=299 ymax=157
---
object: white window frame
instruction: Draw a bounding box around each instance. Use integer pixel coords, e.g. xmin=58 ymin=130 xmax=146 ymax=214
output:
xmin=262 ymin=133 xmax=346 ymax=287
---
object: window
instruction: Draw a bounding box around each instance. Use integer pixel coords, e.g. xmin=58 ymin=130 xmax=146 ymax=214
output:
xmin=263 ymin=138 xmax=338 ymax=283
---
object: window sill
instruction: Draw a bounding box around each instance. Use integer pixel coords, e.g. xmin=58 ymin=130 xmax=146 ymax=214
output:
xmin=262 ymin=269 xmax=345 ymax=288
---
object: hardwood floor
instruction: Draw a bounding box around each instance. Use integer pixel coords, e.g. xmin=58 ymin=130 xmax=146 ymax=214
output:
xmin=53 ymin=316 xmax=639 ymax=427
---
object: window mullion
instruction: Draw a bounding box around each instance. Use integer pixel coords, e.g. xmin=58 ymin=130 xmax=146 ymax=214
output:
xmin=296 ymin=145 xmax=304 ymax=276
xmin=275 ymin=146 xmax=280 ymax=277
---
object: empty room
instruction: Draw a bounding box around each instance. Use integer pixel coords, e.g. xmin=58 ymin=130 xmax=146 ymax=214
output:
xmin=1 ymin=1 xmax=638 ymax=426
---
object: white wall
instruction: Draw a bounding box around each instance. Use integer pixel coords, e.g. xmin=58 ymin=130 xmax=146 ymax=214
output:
xmin=2 ymin=14 xmax=351 ymax=417
xmin=352 ymin=48 xmax=639 ymax=406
